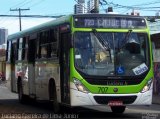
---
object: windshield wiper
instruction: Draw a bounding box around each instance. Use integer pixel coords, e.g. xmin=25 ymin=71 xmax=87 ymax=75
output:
xmin=92 ymin=28 xmax=110 ymax=50
xmin=92 ymin=29 xmax=112 ymax=62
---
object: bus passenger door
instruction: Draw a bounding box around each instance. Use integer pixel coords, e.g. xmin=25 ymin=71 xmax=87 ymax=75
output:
xmin=28 ymin=38 xmax=36 ymax=98
xmin=11 ymin=41 xmax=17 ymax=92
xmin=60 ymin=32 xmax=70 ymax=104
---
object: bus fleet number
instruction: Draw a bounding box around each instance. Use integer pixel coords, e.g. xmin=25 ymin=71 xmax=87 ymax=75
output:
xmin=98 ymin=87 xmax=108 ymax=93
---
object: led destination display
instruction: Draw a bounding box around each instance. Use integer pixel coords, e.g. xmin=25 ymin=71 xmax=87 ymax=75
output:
xmin=74 ymin=16 xmax=146 ymax=29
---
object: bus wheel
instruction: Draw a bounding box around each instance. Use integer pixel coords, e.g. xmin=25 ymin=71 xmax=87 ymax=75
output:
xmin=49 ymin=81 xmax=61 ymax=113
xmin=111 ymin=106 xmax=126 ymax=113
xmin=17 ymin=79 xmax=25 ymax=103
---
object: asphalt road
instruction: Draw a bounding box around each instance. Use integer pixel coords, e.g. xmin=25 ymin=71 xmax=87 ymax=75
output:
xmin=0 ymin=82 xmax=160 ymax=119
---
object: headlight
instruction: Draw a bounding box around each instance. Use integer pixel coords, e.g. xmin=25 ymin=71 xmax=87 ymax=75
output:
xmin=141 ymin=78 xmax=153 ymax=93
xmin=73 ymin=78 xmax=89 ymax=93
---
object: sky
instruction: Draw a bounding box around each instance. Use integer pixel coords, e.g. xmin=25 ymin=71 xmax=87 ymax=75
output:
xmin=0 ymin=0 xmax=159 ymax=35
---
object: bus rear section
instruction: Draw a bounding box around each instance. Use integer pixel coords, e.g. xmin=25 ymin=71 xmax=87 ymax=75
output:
xmin=69 ymin=14 xmax=153 ymax=113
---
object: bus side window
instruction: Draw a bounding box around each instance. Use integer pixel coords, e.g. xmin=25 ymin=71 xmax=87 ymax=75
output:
xmin=23 ymin=37 xmax=28 ymax=61
xmin=38 ymin=30 xmax=55 ymax=59
xmin=17 ymin=38 xmax=23 ymax=61
xmin=37 ymin=29 xmax=58 ymax=59
xmin=28 ymin=36 xmax=36 ymax=62
xmin=47 ymin=29 xmax=58 ymax=58
xmin=16 ymin=37 xmax=28 ymax=61
xmin=11 ymin=40 xmax=18 ymax=63
xmin=48 ymin=28 xmax=58 ymax=58
xmin=36 ymin=34 xmax=40 ymax=59
xmin=40 ymin=32 xmax=47 ymax=58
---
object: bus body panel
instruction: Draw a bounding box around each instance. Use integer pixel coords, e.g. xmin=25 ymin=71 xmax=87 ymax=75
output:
xmin=28 ymin=63 xmax=36 ymax=97
xmin=35 ymin=60 xmax=60 ymax=101
xmin=11 ymin=65 xmax=17 ymax=92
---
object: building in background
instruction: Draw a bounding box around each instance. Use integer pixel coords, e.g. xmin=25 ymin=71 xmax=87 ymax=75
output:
xmin=0 ymin=28 xmax=8 ymax=45
xmin=131 ymin=9 xmax=140 ymax=16
xmin=87 ymin=0 xmax=94 ymax=13
xmin=156 ymin=11 xmax=160 ymax=16
xmin=74 ymin=0 xmax=86 ymax=14
xmin=87 ymin=0 xmax=99 ymax=13
xmin=0 ymin=28 xmax=7 ymax=80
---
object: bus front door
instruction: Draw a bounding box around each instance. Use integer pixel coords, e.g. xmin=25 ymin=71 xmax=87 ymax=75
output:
xmin=60 ymin=32 xmax=70 ymax=104
xmin=28 ymin=38 xmax=36 ymax=98
xmin=11 ymin=41 xmax=17 ymax=92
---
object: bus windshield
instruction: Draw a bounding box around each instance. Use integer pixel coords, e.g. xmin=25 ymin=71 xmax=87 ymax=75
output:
xmin=74 ymin=31 xmax=149 ymax=76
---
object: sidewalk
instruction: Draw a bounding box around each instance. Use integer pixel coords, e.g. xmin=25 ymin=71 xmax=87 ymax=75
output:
xmin=0 ymin=80 xmax=7 ymax=86
xmin=153 ymin=95 xmax=160 ymax=104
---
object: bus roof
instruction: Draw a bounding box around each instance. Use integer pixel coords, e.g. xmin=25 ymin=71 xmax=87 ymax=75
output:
xmin=73 ymin=13 xmax=145 ymax=19
xmin=7 ymin=15 xmax=72 ymax=40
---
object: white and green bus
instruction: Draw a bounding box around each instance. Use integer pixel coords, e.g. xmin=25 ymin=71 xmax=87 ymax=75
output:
xmin=6 ymin=14 xmax=153 ymax=113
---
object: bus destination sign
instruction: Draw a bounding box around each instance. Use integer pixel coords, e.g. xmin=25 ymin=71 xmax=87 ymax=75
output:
xmin=74 ymin=17 xmax=146 ymax=29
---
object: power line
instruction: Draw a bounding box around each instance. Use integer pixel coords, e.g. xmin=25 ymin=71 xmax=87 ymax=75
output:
xmin=29 ymin=0 xmax=46 ymax=8
xmin=17 ymin=0 xmax=33 ymax=8
xmin=0 ymin=14 xmax=64 ymax=18
xmin=131 ymin=0 xmax=160 ymax=7
xmin=10 ymin=0 xmax=29 ymax=9
xmin=0 ymin=1 xmax=27 ymax=25
xmin=100 ymin=0 xmax=160 ymax=11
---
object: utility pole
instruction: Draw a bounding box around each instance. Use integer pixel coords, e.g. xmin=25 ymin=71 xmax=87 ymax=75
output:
xmin=10 ymin=8 xmax=30 ymax=31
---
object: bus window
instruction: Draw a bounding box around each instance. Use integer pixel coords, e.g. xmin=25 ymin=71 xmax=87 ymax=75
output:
xmin=28 ymin=38 xmax=36 ymax=62
xmin=37 ymin=29 xmax=58 ymax=59
xmin=11 ymin=40 xmax=18 ymax=63
xmin=39 ymin=31 xmax=48 ymax=58
xmin=50 ymin=42 xmax=58 ymax=58
xmin=21 ymin=37 xmax=28 ymax=61
xmin=49 ymin=29 xmax=58 ymax=58
xmin=18 ymin=38 xmax=23 ymax=61
xmin=41 ymin=45 xmax=47 ymax=58
xmin=75 ymin=33 xmax=92 ymax=67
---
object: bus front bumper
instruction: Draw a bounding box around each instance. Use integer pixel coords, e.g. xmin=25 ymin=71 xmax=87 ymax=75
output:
xmin=70 ymin=87 xmax=153 ymax=106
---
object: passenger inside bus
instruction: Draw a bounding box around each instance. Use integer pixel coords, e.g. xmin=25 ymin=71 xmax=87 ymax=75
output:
xmin=116 ymin=36 xmax=144 ymax=74
xmin=125 ymin=38 xmax=141 ymax=54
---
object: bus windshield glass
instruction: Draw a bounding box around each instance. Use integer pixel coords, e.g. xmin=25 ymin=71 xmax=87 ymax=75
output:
xmin=74 ymin=32 xmax=149 ymax=76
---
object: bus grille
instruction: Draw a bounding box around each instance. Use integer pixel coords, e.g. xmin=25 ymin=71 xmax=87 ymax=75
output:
xmin=94 ymin=96 xmax=137 ymax=104
xmin=85 ymin=78 xmax=142 ymax=85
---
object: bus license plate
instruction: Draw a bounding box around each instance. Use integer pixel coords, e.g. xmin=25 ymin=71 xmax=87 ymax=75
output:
xmin=108 ymin=101 xmax=123 ymax=106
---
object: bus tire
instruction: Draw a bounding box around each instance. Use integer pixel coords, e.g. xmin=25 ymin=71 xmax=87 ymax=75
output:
xmin=111 ymin=106 xmax=126 ymax=113
xmin=17 ymin=78 xmax=25 ymax=103
xmin=49 ymin=80 xmax=61 ymax=113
